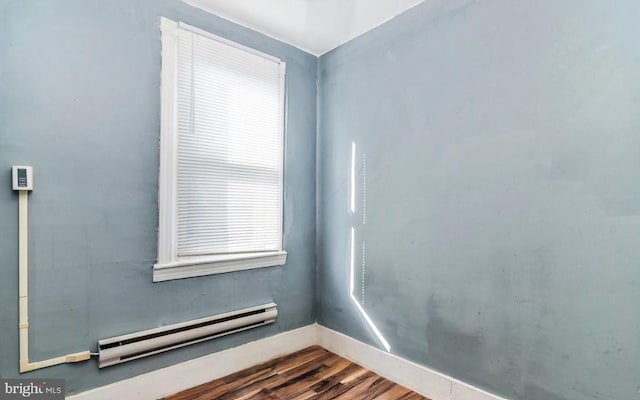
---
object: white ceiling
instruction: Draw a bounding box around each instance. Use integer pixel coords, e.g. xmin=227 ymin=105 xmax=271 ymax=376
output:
xmin=183 ymin=0 xmax=425 ymax=55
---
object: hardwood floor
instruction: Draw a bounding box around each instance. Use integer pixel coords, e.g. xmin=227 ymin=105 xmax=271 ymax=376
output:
xmin=162 ymin=346 xmax=428 ymax=400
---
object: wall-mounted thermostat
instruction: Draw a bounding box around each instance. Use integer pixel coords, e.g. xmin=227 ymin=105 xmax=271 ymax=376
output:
xmin=12 ymin=166 xmax=33 ymax=191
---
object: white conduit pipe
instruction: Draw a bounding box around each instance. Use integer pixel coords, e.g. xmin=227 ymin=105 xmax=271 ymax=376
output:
xmin=18 ymin=190 xmax=91 ymax=373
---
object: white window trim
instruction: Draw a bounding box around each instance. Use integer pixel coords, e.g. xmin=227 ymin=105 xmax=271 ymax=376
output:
xmin=154 ymin=17 xmax=287 ymax=282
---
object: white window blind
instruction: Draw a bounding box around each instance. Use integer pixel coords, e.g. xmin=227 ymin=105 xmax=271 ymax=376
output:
xmin=175 ymin=25 xmax=285 ymax=257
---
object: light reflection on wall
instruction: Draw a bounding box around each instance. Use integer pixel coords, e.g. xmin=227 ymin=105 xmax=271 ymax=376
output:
xmin=348 ymin=142 xmax=391 ymax=352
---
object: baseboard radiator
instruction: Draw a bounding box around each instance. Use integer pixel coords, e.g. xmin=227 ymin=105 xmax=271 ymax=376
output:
xmin=97 ymin=303 xmax=277 ymax=368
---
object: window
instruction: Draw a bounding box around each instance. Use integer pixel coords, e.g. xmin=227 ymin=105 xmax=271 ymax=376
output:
xmin=154 ymin=18 xmax=287 ymax=282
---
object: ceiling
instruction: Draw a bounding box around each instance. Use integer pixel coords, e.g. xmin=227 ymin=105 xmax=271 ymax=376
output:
xmin=183 ymin=0 xmax=425 ymax=55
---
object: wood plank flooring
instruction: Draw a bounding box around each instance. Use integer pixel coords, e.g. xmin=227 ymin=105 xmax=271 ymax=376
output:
xmin=162 ymin=346 xmax=428 ymax=400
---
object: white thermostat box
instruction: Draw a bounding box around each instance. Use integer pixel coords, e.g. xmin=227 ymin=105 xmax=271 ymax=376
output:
xmin=12 ymin=166 xmax=33 ymax=191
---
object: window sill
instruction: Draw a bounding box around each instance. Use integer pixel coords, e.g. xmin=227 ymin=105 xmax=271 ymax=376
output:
xmin=153 ymin=251 xmax=287 ymax=282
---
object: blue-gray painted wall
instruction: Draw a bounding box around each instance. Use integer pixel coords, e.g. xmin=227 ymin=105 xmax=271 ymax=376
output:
xmin=3 ymin=0 xmax=640 ymax=399
xmin=317 ymin=1 xmax=640 ymax=400
xmin=0 ymin=0 xmax=317 ymax=394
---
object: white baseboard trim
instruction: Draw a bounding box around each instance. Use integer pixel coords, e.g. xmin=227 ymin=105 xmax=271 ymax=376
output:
xmin=316 ymin=325 xmax=509 ymax=400
xmin=67 ymin=324 xmax=317 ymax=400
xmin=69 ymin=324 xmax=508 ymax=400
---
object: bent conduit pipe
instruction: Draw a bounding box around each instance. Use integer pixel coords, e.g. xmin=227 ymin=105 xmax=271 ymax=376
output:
xmin=18 ymin=190 xmax=91 ymax=373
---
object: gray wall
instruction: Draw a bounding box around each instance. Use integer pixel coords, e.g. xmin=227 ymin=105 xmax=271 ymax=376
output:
xmin=317 ymin=1 xmax=640 ymax=400
xmin=0 ymin=0 xmax=316 ymax=394
xmin=4 ymin=0 xmax=640 ymax=398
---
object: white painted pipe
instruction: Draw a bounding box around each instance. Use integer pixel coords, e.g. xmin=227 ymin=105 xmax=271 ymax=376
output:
xmin=18 ymin=190 xmax=91 ymax=373
xmin=18 ymin=191 xmax=29 ymax=367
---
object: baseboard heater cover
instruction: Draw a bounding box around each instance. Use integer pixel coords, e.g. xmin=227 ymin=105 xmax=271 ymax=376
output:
xmin=97 ymin=303 xmax=277 ymax=368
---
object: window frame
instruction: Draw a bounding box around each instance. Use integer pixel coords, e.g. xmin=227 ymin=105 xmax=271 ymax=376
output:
xmin=154 ymin=17 xmax=287 ymax=282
